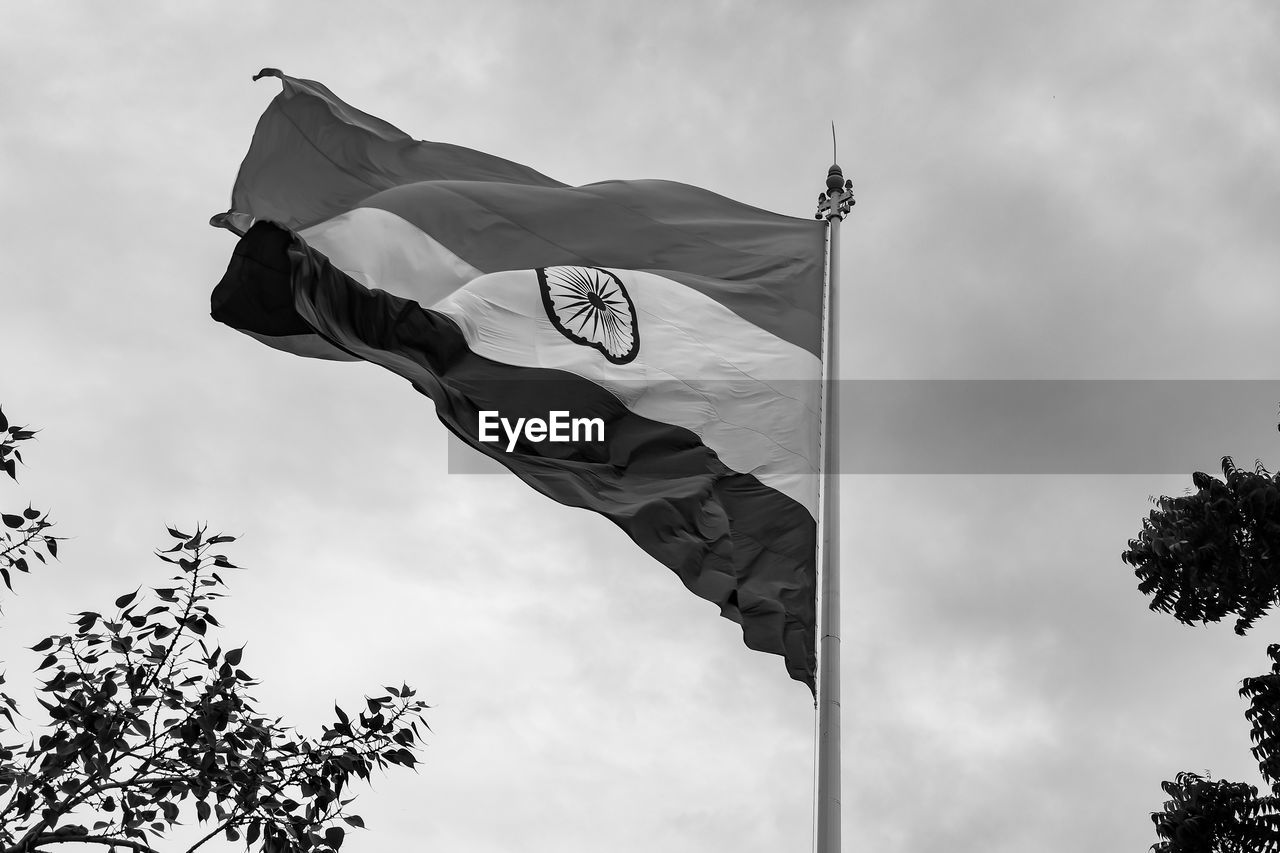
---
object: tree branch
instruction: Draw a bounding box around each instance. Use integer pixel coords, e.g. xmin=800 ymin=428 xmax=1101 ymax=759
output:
xmin=182 ymin=808 xmax=244 ymax=853
xmin=16 ymin=834 xmax=161 ymax=853
xmin=137 ymin=543 xmax=204 ymax=701
xmin=0 ymin=524 xmax=44 ymax=565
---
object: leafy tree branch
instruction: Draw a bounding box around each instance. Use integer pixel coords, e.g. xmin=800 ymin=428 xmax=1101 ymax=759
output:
xmin=1127 ymin=456 xmax=1280 ymax=850
xmin=1 ymin=408 xmax=429 ymax=853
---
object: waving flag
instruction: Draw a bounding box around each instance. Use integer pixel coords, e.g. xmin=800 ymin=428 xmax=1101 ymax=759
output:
xmin=210 ymin=70 xmax=824 ymax=689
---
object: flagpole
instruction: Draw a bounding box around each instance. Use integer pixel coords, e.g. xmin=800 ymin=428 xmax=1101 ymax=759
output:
xmin=815 ymin=161 xmax=853 ymax=853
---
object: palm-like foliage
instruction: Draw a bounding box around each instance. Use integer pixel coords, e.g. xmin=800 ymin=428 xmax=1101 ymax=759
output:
xmin=1243 ymin=645 xmax=1280 ymax=796
xmin=1150 ymin=772 xmax=1280 ymax=853
xmin=1126 ymin=456 xmax=1280 ymax=848
xmin=1123 ymin=457 xmax=1280 ymax=634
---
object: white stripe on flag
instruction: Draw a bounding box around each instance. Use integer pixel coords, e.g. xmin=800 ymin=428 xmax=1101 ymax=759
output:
xmin=301 ymin=208 xmax=482 ymax=306
xmin=432 ymin=268 xmax=821 ymax=518
xmin=298 ymin=209 xmax=820 ymax=517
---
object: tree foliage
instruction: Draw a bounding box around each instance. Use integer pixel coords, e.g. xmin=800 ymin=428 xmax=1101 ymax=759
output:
xmin=1128 ymin=453 xmax=1280 ymax=849
xmin=1123 ymin=456 xmax=1280 ymax=635
xmin=1243 ymin=646 xmax=1280 ymax=799
xmin=0 ymin=409 xmax=429 ymax=853
xmin=1150 ymin=771 xmax=1280 ymax=853
xmin=0 ymin=405 xmax=59 ymax=597
xmin=1147 ymin=643 xmax=1280 ymax=850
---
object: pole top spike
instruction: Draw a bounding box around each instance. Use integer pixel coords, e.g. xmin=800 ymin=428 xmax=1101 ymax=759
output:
xmin=826 ymin=122 xmax=844 ymax=190
xmin=816 ymin=122 xmax=855 ymax=220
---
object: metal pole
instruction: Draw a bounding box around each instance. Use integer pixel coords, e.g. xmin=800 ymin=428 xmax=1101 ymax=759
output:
xmin=815 ymin=162 xmax=853 ymax=853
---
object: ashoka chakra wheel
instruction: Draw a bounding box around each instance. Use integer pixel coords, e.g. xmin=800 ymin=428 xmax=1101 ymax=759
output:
xmin=537 ymin=266 xmax=640 ymax=364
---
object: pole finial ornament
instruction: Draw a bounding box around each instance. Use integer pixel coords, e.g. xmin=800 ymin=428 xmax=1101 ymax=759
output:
xmin=815 ymin=162 xmax=855 ymax=221
xmin=816 ymin=122 xmax=855 ymax=221
xmin=826 ymin=163 xmax=844 ymax=192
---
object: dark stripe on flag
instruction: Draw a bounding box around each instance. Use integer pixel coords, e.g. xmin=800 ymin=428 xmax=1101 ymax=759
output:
xmin=215 ymin=70 xmax=565 ymax=234
xmin=212 ymin=222 xmax=817 ymax=690
xmin=211 ymin=227 xmax=357 ymax=361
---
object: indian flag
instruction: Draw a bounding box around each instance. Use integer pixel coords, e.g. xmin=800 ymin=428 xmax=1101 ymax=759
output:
xmin=210 ymin=70 xmax=825 ymax=689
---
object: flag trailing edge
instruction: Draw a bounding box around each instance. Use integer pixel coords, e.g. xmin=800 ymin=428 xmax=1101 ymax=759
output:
xmin=211 ymin=69 xmax=825 ymax=690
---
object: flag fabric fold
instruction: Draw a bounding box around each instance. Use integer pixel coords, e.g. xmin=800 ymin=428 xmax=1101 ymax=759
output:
xmin=210 ymin=69 xmax=824 ymax=689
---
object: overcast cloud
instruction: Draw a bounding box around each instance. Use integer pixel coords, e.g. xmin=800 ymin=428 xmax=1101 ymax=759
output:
xmin=3 ymin=2 xmax=1279 ymax=851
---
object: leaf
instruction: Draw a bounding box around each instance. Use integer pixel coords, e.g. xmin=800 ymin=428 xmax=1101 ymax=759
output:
xmin=225 ymin=647 xmax=243 ymax=666
xmin=37 ymin=654 xmax=57 ymax=671
xmin=324 ymin=826 xmax=345 ymax=849
xmin=343 ymin=815 xmax=365 ymax=829
xmin=22 ymin=506 xmax=39 ymax=520
xmin=2 ymin=514 xmax=23 ymax=529
xmin=0 ymin=407 xmax=7 ymax=432
xmin=167 ymin=526 xmax=189 ymax=540
xmin=0 ymin=568 xmax=9 ymax=592
xmin=46 ymin=537 xmax=57 ymax=558
xmin=115 ymin=589 xmax=139 ymax=609
xmin=30 ymin=637 xmax=54 ymax=652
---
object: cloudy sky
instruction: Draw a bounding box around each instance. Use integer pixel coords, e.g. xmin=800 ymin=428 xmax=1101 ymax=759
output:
xmin=4 ymin=1 xmax=1280 ymax=851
